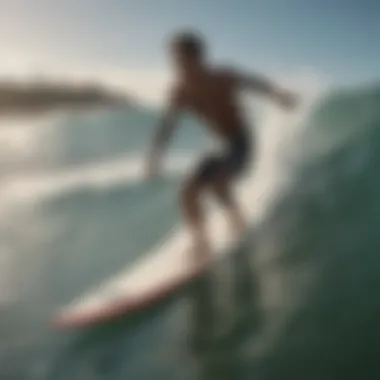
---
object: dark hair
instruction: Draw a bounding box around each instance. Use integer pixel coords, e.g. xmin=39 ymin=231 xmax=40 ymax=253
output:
xmin=171 ymin=31 xmax=205 ymax=58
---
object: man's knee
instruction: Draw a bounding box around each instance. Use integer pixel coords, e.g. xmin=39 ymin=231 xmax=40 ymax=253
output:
xmin=212 ymin=180 xmax=235 ymax=208
xmin=180 ymin=181 xmax=203 ymax=219
xmin=181 ymin=181 xmax=199 ymax=207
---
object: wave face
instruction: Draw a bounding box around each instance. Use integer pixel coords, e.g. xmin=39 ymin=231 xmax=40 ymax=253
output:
xmin=1 ymin=83 xmax=380 ymax=379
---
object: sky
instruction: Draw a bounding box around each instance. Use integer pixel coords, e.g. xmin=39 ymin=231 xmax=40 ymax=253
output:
xmin=0 ymin=0 xmax=379 ymax=103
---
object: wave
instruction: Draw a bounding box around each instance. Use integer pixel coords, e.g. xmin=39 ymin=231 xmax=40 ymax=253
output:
xmin=0 ymin=153 xmax=193 ymax=207
xmin=16 ymin=74 xmax=380 ymax=380
xmin=0 ymin=246 xmax=13 ymax=306
xmin=40 ymin=81 xmax=380 ymax=379
xmin=241 ymin=83 xmax=380 ymax=378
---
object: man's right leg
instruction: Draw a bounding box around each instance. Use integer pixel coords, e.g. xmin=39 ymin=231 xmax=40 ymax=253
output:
xmin=211 ymin=177 xmax=256 ymax=319
xmin=180 ymin=155 xmax=225 ymax=266
xmin=181 ymin=176 xmax=216 ymax=351
xmin=181 ymin=177 xmax=211 ymax=268
xmin=212 ymin=177 xmax=246 ymax=238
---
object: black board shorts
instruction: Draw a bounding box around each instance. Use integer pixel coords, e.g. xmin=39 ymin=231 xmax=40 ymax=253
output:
xmin=195 ymin=129 xmax=251 ymax=185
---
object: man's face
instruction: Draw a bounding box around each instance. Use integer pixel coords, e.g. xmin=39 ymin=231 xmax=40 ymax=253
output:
xmin=169 ymin=45 xmax=198 ymax=74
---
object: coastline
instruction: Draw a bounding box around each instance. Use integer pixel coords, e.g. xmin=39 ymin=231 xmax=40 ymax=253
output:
xmin=0 ymin=80 xmax=130 ymax=119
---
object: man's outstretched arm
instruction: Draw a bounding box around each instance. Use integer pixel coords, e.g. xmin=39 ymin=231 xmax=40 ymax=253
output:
xmin=146 ymin=88 xmax=183 ymax=177
xmin=234 ymin=70 xmax=298 ymax=109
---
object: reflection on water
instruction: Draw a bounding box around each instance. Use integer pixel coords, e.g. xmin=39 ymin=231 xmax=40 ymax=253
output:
xmin=45 ymin=238 xmax=260 ymax=380
xmin=188 ymin=237 xmax=260 ymax=380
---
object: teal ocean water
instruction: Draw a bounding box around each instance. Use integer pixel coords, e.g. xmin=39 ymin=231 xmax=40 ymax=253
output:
xmin=1 ymin=83 xmax=380 ymax=379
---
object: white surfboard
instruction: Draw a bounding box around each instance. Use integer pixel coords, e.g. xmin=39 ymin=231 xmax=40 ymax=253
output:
xmin=54 ymin=173 xmax=260 ymax=330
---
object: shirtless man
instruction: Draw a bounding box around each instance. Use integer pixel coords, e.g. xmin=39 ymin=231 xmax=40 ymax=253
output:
xmin=147 ymin=31 xmax=297 ymax=265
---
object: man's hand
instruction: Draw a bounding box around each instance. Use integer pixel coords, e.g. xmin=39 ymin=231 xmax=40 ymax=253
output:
xmin=235 ymin=69 xmax=299 ymax=111
xmin=277 ymin=90 xmax=299 ymax=110
xmin=146 ymin=152 xmax=161 ymax=180
xmin=146 ymin=85 xmax=183 ymax=181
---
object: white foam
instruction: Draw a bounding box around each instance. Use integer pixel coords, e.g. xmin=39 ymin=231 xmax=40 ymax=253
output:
xmin=0 ymin=153 xmax=193 ymax=207
xmin=0 ymin=117 xmax=57 ymax=163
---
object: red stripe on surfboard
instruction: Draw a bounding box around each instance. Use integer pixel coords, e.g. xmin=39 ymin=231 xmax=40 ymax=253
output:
xmin=54 ymin=265 xmax=209 ymax=330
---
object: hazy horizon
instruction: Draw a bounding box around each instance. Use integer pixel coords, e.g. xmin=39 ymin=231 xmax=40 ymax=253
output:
xmin=1 ymin=0 xmax=379 ymax=104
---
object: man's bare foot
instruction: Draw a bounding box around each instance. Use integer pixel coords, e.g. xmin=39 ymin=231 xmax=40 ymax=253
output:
xmin=229 ymin=211 xmax=246 ymax=243
xmin=192 ymin=237 xmax=212 ymax=270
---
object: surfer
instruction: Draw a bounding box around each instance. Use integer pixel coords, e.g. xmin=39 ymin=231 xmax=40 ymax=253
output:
xmin=147 ymin=30 xmax=297 ymax=265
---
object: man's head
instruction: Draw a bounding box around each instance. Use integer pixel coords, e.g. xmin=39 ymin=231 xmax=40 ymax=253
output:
xmin=169 ymin=31 xmax=206 ymax=74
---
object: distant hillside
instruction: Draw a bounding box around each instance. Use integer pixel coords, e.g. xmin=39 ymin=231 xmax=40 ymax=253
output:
xmin=0 ymin=80 xmax=131 ymax=116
